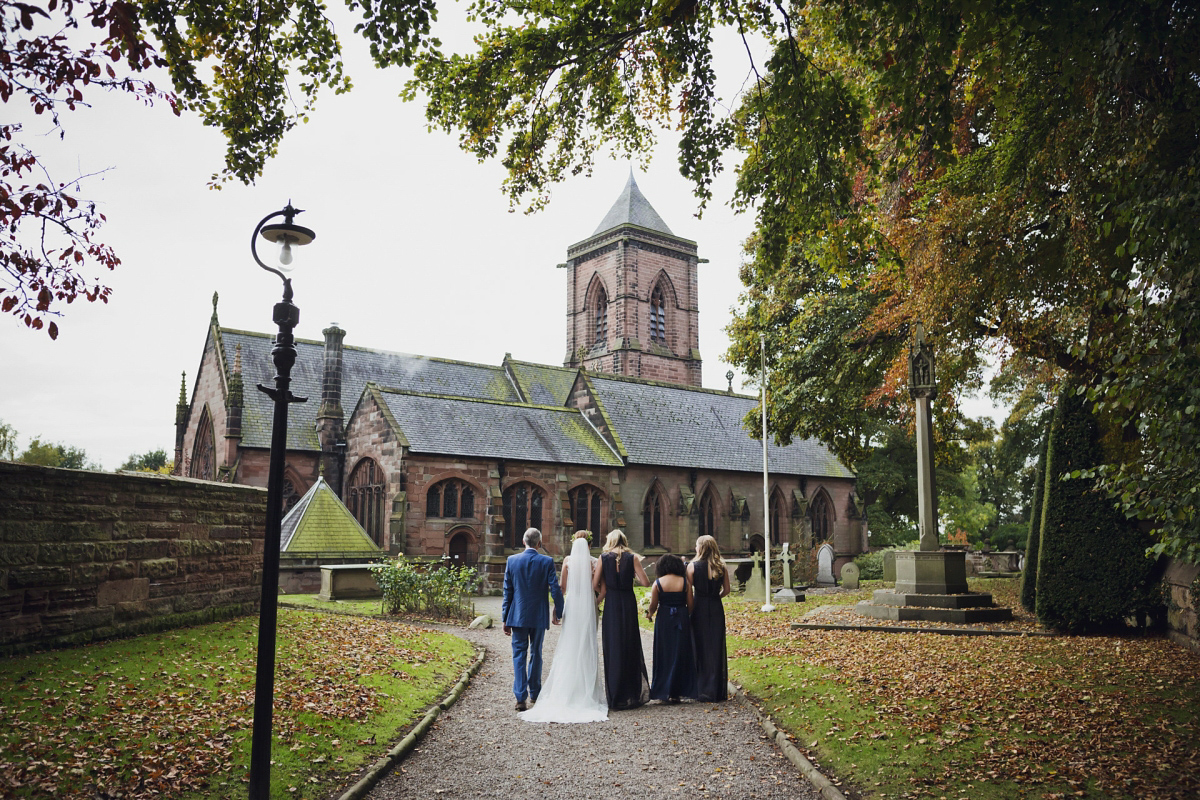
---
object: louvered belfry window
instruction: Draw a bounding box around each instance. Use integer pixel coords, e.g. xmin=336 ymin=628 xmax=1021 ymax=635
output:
xmin=595 ymin=287 xmax=608 ymax=345
xmin=649 ymin=285 xmax=667 ymax=343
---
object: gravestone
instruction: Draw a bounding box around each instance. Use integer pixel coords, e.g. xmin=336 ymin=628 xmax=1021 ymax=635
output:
xmin=742 ymin=551 xmax=766 ymax=599
xmin=816 ymin=543 xmax=836 ymax=585
xmin=773 ymin=543 xmax=805 ymax=602
xmin=840 ymin=562 xmax=860 ymax=590
xmin=882 ymin=550 xmax=896 ymax=583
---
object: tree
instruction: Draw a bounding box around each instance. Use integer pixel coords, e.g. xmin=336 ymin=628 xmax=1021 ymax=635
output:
xmin=1035 ymin=382 xmax=1159 ymax=632
xmin=119 ymin=447 xmax=169 ymax=472
xmin=0 ymin=419 xmax=17 ymax=460
xmin=407 ymin=0 xmax=1200 ymax=563
xmin=1019 ymin=434 xmax=1048 ymax=614
xmin=18 ymin=436 xmax=96 ymax=469
xmin=3 ymin=0 xmax=438 ymax=336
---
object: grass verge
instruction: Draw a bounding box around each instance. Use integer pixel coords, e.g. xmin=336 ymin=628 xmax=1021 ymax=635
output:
xmin=0 ymin=609 xmax=474 ymax=799
xmin=726 ymin=584 xmax=1200 ymax=799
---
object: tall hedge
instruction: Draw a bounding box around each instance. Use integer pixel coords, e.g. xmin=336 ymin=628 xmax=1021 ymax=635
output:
xmin=1019 ymin=434 xmax=1048 ymax=613
xmin=1035 ymin=382 xmax=1159 ymax=632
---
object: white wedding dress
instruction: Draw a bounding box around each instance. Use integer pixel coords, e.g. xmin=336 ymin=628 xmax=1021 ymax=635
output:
xmin=519 ymin=538 xmax=609 ymax=723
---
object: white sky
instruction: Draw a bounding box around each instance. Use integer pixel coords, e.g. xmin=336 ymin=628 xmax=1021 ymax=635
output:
xmin=0 ymin=8 xmax=778 ymax=469
xmin=0 ymin=7 xmax=1001 ymax=469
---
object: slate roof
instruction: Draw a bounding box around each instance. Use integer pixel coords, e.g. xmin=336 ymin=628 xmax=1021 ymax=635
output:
xmin=218 ymin=329 xmax=520 ymax=450
xmin=592 ymin=173 xmax=674 ymax=236
xmin=587 ymin=374 xmax=855 ymax=479
xmin=280 ymin=477 xmax=382 ymax=554
xmin=375 ymin=389 xmax=623 ymax=467
xmin=506 ymin=359 xmax=577 ymax=406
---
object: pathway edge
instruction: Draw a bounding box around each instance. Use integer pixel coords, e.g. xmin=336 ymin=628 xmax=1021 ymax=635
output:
xmin=336 ymin=645 xmax=486 ymax=800
xmin=728 ymin=680 xmax=848 ymax=800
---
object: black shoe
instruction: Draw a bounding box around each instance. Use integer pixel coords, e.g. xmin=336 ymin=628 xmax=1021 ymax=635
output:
xmin=515 ymin=700 xmax=527 ymax=712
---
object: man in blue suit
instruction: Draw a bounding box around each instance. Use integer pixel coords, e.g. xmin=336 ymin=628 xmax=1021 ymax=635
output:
xmin=502 ymin=527 xmax=564 ymax=711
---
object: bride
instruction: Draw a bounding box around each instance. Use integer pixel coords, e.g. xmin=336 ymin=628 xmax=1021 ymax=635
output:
xmin=519 ymin=534 xmax=608 ymax=724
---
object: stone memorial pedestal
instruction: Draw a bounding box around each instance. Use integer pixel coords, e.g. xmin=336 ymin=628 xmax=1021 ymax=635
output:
xmin=742 ymin=552 xmax=765 ymax=600
xmin=856 ymin=550 xmax=1012 ymax=623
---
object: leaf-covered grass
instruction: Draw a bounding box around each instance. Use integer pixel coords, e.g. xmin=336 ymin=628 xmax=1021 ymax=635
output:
xmin=0 ymin=610 xmax=474 ymax=799
xmin=281 ymin=594 xmax=389 ymax=617
xmin=727 ymin=592 xmax=1200 ymax=799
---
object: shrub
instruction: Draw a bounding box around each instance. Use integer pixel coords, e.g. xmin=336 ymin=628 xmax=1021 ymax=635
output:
xmin=1020 ymin=436 xmax=1048 ymax=613
xmin=371 ymin=556 xmax=479 ymax=620
xmin=854 ymin=550 xmax=887 ymax=580
xmin=1035 ymin=383 xmax=1160 ymax=632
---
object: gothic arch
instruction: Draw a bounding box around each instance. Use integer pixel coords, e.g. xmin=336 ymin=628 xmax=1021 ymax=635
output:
xmin=347 ymin=457 xmax=387 ymax=547
xmin=641 ymin=479 xmax=670 ymax=549
xmin=808 ymin=486 xmax=835 ymax=546
xmin=189 ymin=405 xmax=216 ymax=481
xmin=769 ymin=485 xmax=789 ymax=545
xmin=446 ymin=526 xmax=479 ymax=568
xmin=584 ymin=273 xmax=611 ymax=346
xmin=427 ymin=477 xmax=480 ymax=519
xmin=645 ymin=269 xmax=680 ymax=308
xmin=567 ymin=482 xmax=607 ymax=545
xmin=696 ymin=481 xmax=722 ymax=541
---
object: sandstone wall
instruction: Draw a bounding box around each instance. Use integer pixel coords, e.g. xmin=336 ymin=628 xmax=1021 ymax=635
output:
xmin=0 ymin=462 xmax=266 ymax=656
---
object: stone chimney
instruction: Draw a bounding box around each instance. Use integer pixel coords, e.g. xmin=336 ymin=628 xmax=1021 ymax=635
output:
xmin=317 ymin=323 xmax=347 ymax=491
xmin=172 ymin=371 xmax=188 ymax=475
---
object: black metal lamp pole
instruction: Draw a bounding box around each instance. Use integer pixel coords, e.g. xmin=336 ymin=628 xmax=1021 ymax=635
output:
xmin=248 ymin=203 xmax=316 ymax=800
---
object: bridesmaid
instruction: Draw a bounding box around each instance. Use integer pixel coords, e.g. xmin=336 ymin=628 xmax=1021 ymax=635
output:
xmin=687 ymin=535 xmax=730 ymax=701
xmin=646 ymin=553 xmax=697 ymax=702
xmin=592 ymin=530 xmax=650 ymax=709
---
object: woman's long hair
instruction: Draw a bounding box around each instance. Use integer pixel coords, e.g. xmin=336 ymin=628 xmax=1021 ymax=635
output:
xmin=693 ymin=535 xmax=726 ymax=581
xmin=602 ymin=529 xmax=631 ymax=556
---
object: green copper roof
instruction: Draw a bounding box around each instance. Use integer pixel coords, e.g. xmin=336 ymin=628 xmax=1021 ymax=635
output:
xmin=280 ymin=477 xmax=383 ymax=554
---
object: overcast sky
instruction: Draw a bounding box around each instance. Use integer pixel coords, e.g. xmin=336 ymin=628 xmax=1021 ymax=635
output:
xmin=1 ymin=8 xmax=999 ymax=470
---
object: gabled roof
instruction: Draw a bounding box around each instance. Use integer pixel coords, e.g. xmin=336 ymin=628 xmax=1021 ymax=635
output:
xmin=280 ymin=477 xmax=382 ymax=554
xmin=592 ymin=173 xmax=674 ymax=236
xmin=506 ymin=358 xmax=578 ymax=406
xmin=586 ymin=373 xmax=855 ymax=478
xmin=219 ymin=329 xmax=520 ymax=450
xmin=374 ymin=389 xmax=623 ymax=467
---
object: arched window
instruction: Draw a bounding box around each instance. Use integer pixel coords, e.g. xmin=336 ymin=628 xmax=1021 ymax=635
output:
xmin=189 ymin=408 xmax=215 ymax=481
xmin=568 ymin=484 xmax=605 ymax=545
xmin=347 ymin=458 xmax=386 ymax=546
xmin=809 ymin=491 xmax=832 ymax=545
xmin=594 ymin=287 xmax=608 ymax=346
xmin=427 ymin=479 xmax=476 ymax=519
xmin=503 ymin=483 xmax=544 ymax=549
xmin=770 ymin=489 xmax=787 ymax=545
xmin=283 ymin=479 xmax=302 ymax=513
xmin=698 ymin=487 xmax=717 ymax=538
xmin=649 ymin=285 xmax=667 ymax=344
xmin=643 ymin=487 xmax=664 ymax=548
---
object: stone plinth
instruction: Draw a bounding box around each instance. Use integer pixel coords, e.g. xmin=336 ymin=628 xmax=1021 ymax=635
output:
xmin=894 ymin=550 xmax=968 ymax=594
xmin=856 ymin=593 xmax=1013 ymax=624
xmin=318 ymin=564 xmax=381 ymax=601
xmin=773 ymin=586 xmax=805 ymax=603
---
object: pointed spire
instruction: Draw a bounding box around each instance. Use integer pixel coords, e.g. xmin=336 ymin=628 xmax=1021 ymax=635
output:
xmin=233 ymin=343 xmax=242 ymax=375
xmin=211 ymin=291 xmax=219 ymax=325
xmin=178 ymin=371 xmax=187 ymax=405
xmin=592 ymin=173 xmax=673 ymax=236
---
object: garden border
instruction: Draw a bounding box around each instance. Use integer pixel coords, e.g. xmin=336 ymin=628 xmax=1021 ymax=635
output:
xmin=336 ymin=645 xmax=486 ymax=800
xmin=729 ymin=680 xmax=849 ymax=800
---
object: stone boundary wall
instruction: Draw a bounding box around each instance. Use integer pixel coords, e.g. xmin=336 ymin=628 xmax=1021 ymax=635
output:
xmin=1164 ymin=558 xmax=1199 ymax=653
xmin=0 ymin=462 xmax=267 ymax=656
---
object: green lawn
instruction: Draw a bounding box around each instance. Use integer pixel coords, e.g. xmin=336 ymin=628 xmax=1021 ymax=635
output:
xmin=725 ymin=581 xmax=1200 ymax=799
xmin=0 ymin=609 xmax=473 ymax=799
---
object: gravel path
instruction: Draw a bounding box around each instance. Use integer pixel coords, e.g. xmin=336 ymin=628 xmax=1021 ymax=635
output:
xmin=365 ymin=598 xmax=823 ymax=800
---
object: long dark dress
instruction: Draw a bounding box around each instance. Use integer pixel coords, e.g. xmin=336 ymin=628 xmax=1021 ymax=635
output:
xmin=690 ymin=562 xmax=728 ymax=701
xmin=600 ymin=551 xmax=649 ymax=710
xmin=649 ymin=579 xmax=698 ymax=701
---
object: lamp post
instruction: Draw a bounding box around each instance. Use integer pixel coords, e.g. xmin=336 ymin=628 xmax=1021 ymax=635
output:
xmin=248 ymin=203 xmax=315 ymax=800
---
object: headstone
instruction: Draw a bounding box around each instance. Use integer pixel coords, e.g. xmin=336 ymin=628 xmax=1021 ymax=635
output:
xmin=816 ymin=543 xmax=835 ymax=585
xmin=743 ymin=551 xmax=765 ymax=599
xmin=773 ymin=544 xmax=805 ymax=602
xmin=468 ymin=614 xmax=493 ymax=629
xmin=882 ymin=550 xmax=896 ymax=583
xmin=840 ymin=562 xmax=860 ymax=589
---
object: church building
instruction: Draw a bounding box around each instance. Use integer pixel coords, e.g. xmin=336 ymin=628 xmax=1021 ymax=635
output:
xmin=175 ymin=175 xmax=866 ymax=579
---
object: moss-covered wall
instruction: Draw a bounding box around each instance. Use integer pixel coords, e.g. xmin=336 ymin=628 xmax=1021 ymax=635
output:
xmin=0 ymin=462 xmax=266 ymax=656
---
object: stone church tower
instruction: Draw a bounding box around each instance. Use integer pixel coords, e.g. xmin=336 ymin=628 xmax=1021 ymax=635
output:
xmin=563 ymin=174 xmax=703 ymax=386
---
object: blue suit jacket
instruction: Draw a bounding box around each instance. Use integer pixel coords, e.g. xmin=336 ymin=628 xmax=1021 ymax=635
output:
xmin=502 ymin=548 xmax=564 ymax=629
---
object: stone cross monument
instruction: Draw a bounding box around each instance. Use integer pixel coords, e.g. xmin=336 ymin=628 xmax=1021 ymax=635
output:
xmin=909 ymin=322 xmax=940 ymax=552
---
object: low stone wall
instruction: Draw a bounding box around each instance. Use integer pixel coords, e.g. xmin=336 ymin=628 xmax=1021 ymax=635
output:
xmin=1164 ymin=558 xmax=1199 ymax=653
xmin=0 ymin=462 xmax=267 ymax=656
